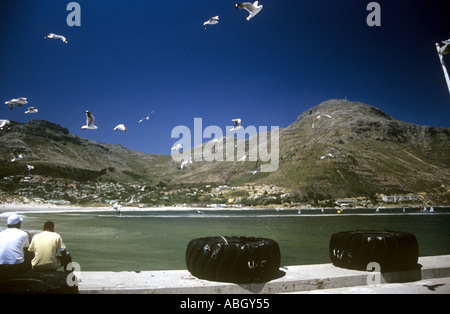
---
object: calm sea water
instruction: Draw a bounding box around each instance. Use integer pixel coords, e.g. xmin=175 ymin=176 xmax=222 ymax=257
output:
xmin=2 ymin=207 xmax=449 ymax=272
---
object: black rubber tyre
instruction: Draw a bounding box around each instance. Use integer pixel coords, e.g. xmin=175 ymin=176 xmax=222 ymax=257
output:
xmin=329 ymin=230 xmax=419 ymax=271
xmin=186 ymin=236 xmax=281 ymax=283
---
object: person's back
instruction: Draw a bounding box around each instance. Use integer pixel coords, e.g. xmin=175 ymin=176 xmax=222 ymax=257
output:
xmin=0 ymin=228 xmax=29 ymax=265
xmin=0 ymin=214 xmax=31 ymax=274
xmin=29 ymin=221 xmax=68 ymax=271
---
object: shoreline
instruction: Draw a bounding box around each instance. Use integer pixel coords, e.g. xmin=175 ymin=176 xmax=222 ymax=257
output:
xmin=0 ymin=201 xmax=446 ymax=215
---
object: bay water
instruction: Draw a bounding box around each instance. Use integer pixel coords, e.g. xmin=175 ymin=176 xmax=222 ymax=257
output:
xmin=2 ymin=207 xmax=449 ymax=272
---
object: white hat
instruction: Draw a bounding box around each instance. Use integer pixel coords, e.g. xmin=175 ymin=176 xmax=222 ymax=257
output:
xmin=7 ymin=214 xmax=23 ymax=226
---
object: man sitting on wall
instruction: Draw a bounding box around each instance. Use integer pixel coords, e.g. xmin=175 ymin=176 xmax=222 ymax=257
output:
xmin=0 ymin=214 xmax=33 ymax=275
xmin=29 ymin=221 xmax=72 ymax=272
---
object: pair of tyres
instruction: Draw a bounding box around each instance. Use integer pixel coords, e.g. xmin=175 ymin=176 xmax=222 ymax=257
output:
xmin=329 ymin=230 xmax=419 ymax=272
xmin=186 ymin=236 xmax=281 ymax=283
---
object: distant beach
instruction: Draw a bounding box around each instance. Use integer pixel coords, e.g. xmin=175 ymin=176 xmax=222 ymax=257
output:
xmin=0 ymin=202 xmax=260 ymax=214
xmin=0 ymin=201 xmax=444 ymax=216
xmin=0 ymin=203 xmax=199 ymax=214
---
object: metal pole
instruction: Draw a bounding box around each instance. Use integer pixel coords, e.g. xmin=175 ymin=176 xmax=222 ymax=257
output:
xmin=436 ymin=43 xmax=450 ymax=95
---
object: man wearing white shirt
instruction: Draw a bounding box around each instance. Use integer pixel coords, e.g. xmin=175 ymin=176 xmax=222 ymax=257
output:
xmin=0 ymin=214 xmax=32 ymax=274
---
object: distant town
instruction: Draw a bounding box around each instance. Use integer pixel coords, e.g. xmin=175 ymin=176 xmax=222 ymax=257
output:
xmin=0 ymin=174 xmax=429 ymax=209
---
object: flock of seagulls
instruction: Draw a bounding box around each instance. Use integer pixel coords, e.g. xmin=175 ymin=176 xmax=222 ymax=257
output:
xmin=2 ymin=2 xmax=265 ymax=173
xmin=2 ymin=98 xmax=40 ymax=168
xmin=312 ymin=114 xmax=336 ymax=161
xmin=203 ymin=2 xmax=263 ymax=29
xmin=171 ymin=118 xmax=244 ymax=169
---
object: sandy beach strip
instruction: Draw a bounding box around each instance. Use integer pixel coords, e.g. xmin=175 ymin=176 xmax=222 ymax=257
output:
xmin=0 ymin=203 xmax=248 ymax=214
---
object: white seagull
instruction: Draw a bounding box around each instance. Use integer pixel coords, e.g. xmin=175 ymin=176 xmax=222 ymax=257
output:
xmin=203 ymin=16 xmax=219 ymax=29
xmin=138 ymin=111 xmax=154 ymax=123
xmin=82 ymin=110 xmax=98 ymax=130
xmin=5 ymin=98 xmax=28 ymax=110
xmin=229 ymin=118 xmax=242 ymax=132
xmin=235 ymin=1 xmax=263 ymax=21
xmin=26 ymin=165 xmax=34 ymax=171
xmin=25 ymin=107 xmax=38 ymax=114
xmin=171 ymin=143 xmax=183 ymax=151
xmin=114 ymin=124 xmax=127 ymax=132
xmin=45 ymin=33 xmax=68 ymax=43
xmin=111 ymin=202 xmax=122 ymax=215
xmin=320 ymin=153 xmax=334 ymax=160
xmin=312 ymin=114 xmax=333 ymax=128
xmin=438 ymin=39 xmax=450 ymax=55
xmin=180 ymin=157 xmax=193 ymax=169
xmin=11 ymin=150 xmax=23 ymax=163
xmin=0 ymin=119 xmax=10 ymax=130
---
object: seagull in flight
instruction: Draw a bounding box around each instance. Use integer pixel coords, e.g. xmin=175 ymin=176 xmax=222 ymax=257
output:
xmin=82 ymin=110 xmax=98 ymax=130
xmin=235 ymin=1 xmax=263 ymax=21
xmin=138 ymin=111 xmax=154 ymax=123
xmin=320 ymin=153 xmax=334 ymax=160
xmin=11 ymin=150 xmax=23 ymax=163
xmin=25 ymin=107 xmax=38 ymax=114
xmin=114 ymin=124 xmax=127 ymax=132
xmin=45 ymin=33 xmax=68 ymax=43
xmin=5 ymin=98 xmax=27 ymax=110
xmin=0 ymin=119 xmax=10 ymax=130
xmin=230 ymin=118 xmax=242 ymax=132
xmin=438 ymin=39 xmax=450 ymax=55
xmin=180 ymin=157 xmax=192 ymax=169
xmin=203 ymin=16 xmax=219 ymax=29
xmin=312 ymin=114 xmax=333 ymax=128
xmin=171 ymin=143 xmax=183 ymax=151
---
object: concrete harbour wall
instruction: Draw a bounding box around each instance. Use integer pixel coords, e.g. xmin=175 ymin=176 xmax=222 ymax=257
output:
xmin=78 ymin=255 xmax=450 ymax=294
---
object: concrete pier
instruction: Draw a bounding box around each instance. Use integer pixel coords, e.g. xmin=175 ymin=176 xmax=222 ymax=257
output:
xmin=78 ymin=255 xmax=450 ymax=294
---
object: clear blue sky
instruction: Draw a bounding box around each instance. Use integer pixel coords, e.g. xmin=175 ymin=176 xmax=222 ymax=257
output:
xmin=1 ymin=0 xmax=449 ymax=155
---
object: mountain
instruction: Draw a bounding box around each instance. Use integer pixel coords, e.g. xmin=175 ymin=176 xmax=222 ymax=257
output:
xmin=0 ymin=120 xmax=174 ymax=184
xmin=174 ymin=99 xmax=449 ymax=203
xmin=268 ymin=100 xmax=449 ymax=200
xmin=1 ymin=100 xmax=449 ymax=202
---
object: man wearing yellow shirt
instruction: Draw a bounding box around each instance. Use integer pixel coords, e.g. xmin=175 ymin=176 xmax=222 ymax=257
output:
xmin=29 ymin=221 xmax=71 ymax=272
